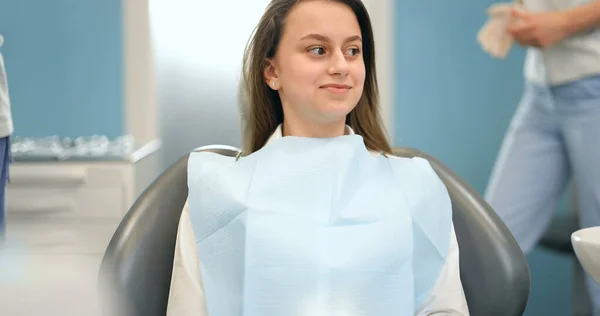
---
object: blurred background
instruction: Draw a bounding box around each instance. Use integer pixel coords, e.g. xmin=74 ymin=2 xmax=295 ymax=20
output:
xmin=0 ymin=0 xmax=576 ymax=315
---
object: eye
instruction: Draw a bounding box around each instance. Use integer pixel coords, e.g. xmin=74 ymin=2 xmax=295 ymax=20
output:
xmin=346 ymin=47 xmax=360 ymax=56
xmin=308 ymin=46 xmax=326 ymax=56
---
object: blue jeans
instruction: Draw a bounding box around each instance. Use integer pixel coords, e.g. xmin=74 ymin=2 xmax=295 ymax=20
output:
xmin=0 ymin=136 xmax=9 ymax=241
xmin=485 ymin=75 xmax=600 ymax=315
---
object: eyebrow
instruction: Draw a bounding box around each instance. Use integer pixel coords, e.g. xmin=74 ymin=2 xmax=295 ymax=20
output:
xmin=300 ymin=33 xmax=362 ymax=43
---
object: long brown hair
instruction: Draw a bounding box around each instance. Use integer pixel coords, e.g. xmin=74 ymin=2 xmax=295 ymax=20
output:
xmin=239 ymin=0 xmax=391 ymax=154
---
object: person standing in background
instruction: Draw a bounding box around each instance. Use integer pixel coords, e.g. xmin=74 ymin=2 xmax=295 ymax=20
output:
xmin=485 ymin=1 xmax=600 ymax=314
xmin=0 ymin=34 xmax=14 ymax=241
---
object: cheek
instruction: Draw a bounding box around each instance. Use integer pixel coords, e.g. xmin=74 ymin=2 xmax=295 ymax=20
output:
xmin=353 ymin=63 xmax=366 ymax=86
xmin=281 ymin=65 xmax=323 ymax=96
xmin=351 ymin=63 xmax=366 ymax=97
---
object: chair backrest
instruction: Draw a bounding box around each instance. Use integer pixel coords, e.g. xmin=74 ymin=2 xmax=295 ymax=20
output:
xmin=99 ymin=146 xmax=530 ymax=316
xmin=97 ymin=146 xmax=239 ymax=316
xmin=392 ymin=147 xmax=530 ymax=315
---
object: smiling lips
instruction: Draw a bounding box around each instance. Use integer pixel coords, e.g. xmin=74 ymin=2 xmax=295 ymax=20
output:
xmin=320 ymin=83 xmax=351 ymax=94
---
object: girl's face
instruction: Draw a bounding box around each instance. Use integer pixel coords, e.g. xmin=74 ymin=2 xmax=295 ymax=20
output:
xmin=265 ymin=0 xmax=365 ymax=130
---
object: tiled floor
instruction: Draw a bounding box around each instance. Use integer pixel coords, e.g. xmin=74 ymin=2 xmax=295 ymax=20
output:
xmin=0 ymin=243 xmax=103 ymax=315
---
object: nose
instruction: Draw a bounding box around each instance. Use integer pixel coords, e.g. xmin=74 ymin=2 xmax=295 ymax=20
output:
xmin=328 ymin=51 xmax=349 ymax=77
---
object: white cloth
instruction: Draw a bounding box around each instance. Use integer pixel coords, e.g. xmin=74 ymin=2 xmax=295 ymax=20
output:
xmin=0 ymin=34 xmax=14 ymax=138
xmin=478 ymin=0 xmax=600 ymax=84
xmin=166 ymin=125 xmax=469 ymax=316
xmin=522 ymin=0 xmax=600 ymax=85
xmin=477 ymin=3 xmax=522 ymax=59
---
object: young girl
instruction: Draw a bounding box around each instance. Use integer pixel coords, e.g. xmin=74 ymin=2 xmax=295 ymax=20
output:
xmin=167 ymin=1 xmax=468 ymax=315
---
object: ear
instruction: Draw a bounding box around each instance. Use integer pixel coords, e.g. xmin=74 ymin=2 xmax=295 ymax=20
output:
xmin=264 ymin=59 xmax=280 ymax=90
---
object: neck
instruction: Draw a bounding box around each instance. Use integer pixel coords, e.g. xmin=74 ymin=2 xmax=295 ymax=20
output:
xmin=282 ymin=119 xmax=347 ymax=138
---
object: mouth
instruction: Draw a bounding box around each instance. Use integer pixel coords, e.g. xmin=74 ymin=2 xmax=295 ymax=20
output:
xmin=320 ymin=84 xmax=352 ymax=94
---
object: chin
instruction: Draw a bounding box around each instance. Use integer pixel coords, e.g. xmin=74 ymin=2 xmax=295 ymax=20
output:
xmin=313 ymin=106 xmax=354 ymax=123
xmin=325 ymin=102 xmax=356 ymax=115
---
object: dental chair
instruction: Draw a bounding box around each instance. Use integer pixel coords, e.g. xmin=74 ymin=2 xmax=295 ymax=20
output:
xmin=538 ymin=187 xmax=592 ymax=316
xmin=98 ymin=146 xmax=531 ymax=316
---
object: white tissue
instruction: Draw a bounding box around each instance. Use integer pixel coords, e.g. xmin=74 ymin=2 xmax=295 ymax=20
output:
xmin=477 ymin=3 xmax=523 ymax=59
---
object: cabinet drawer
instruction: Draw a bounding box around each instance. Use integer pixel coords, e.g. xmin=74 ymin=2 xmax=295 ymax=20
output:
xmin=7 ymin=187 xmax=126 ymax=219
xmin=7 ymin=162 xmax=133 ymax=219
xmin=9 ymin=163 xmax=129 ymax=188
xmin=5 ymin=220 xmax=120 ymax=255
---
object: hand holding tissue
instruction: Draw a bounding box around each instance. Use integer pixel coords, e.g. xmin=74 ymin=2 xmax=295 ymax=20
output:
xmin=186 ymin=135 xmax=452 ymax=316
xmin=478 ymin=3 xmax=524 ymax=58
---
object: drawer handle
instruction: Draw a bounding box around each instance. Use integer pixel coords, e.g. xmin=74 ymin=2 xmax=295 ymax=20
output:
xmin=8 ymin=205 xmax=72 ymax=217
xmin=30 ymin=240 xmax=77 ymax=249
xmin=27 ymin=232 xmax=78 ymax=249
xmin=8 ymin=172 xmax=86 ymax=187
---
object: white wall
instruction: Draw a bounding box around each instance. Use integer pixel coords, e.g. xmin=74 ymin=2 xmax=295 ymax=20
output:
xmin=363 ymin=0 xmax=395 ymax=142
xmin=149 ymin=0 xmax=271 ymax=168
xmin=122 ymin=0 xmax=158 ymax=145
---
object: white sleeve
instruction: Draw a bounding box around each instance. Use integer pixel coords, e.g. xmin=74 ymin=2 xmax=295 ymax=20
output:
xmin=415 ymin=225 xmax=470 ymax=315
xmin=166 ymin=200 xmax=209 ymax=316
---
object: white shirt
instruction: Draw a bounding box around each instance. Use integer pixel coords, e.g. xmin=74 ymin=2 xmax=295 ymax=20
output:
xmin=0 ymin=34 xmax=14 ymax=138
xmin=523 ymin=0 xmax=600 ymax=85
xmin=166 ymin=125 xmax=469 ymax=315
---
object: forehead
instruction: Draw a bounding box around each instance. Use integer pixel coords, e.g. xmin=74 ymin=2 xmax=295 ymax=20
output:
xmin=283 ymin=1 xmax=361 ymax=39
